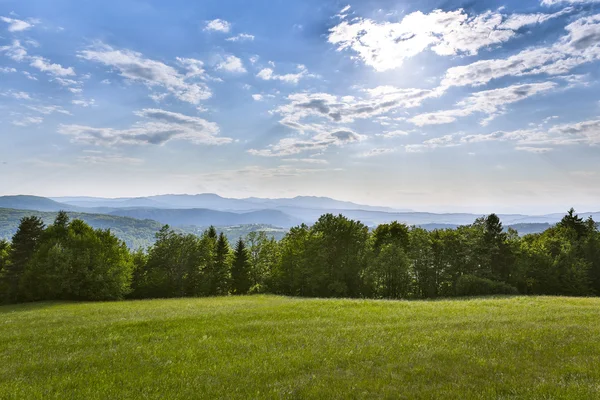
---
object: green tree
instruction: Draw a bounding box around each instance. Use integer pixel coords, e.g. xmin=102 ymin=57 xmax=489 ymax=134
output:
xmin=558 ymin=208 xmax=587 ymax=239
xmin=272 ymin=224 xmax=315 ymax=296
xmin=134 ymin=226 xmax=201 ymax=298
xmin=367 ymin=242 xmax=411 ymax=299
xmin=409 ymin=227 xmax=436 ymax=298
xmin=231 ymin=238 xmax=251 ymax=294
xmin=372 ymin=222 xmax=410 ymax=252
xmin=582 ymin=219 xmax=600 ymax=294
xmin=245 ymin=231 xmax=279 ymax=293
xmin=309 ymin=214 xmax=369 ymax=298
xmin=0 ymin=240 xmax=11 ymax=303
xmin=5 ymin=216 xmax=45 ymax=301
xmin=19 ymin=218 xmax=134 ymax=301
xmin=211 ymin=232 xmax=231 ymax=295
xmin=129 ymin=249 xmax=149 ymax=298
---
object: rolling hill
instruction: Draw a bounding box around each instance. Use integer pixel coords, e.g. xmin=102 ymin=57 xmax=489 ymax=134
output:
xmin=109 ymin=207 xmax=303 ymax=229
xmin=52 ymin=193 xmax=412 ymax=213
xmin=0 ymin=195 xmax=77 ymax=212
xmin=0 ymin=209 xmax=287 ymax=249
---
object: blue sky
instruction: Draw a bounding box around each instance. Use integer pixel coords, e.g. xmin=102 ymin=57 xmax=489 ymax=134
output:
xmin=1 ymin=0 xmax=600 ymax=213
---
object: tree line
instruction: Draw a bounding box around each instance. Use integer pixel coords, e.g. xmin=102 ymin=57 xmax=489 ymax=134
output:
xmin=1 ymin=209 xmax=599 ymax=303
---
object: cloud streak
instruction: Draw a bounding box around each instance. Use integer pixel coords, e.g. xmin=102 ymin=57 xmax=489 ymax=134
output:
xmin=409 ymin=82 xmax=557 ymax=126
xmin=59 ymin=108 xmax=230 ymax=147
xmin=1 ymin=16 xmax=36 ymax=32
xmin=256 ymin=65 xmax=312 ymax=84
xmin=79 ymin=43 xmax=211 ymax=104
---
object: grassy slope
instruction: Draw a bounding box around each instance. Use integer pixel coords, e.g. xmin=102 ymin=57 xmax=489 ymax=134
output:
xmin=1 ymin=296 xmax=599 ymax=399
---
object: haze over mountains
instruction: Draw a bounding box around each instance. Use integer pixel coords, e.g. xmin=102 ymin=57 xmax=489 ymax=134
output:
xmin=50 ymin=194 xmax=408 ymax=213
xmin=1 ymin=194 xmax=598 ymax=228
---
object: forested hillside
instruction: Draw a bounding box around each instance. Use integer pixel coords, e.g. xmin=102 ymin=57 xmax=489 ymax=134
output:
xmin=0 ymin=208 xmax=170 ymax=249
xmin=0 ymin=209 xmax=287 ymax=249
xmin=1 ymin=209 xmax=598 ymax=303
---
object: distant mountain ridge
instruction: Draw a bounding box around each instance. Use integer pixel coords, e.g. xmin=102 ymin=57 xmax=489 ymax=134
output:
xmin=1 ymin=194 xmax=599 ymax=229
xmin=109 ymin=208 xmax=303 ymax=229
xmin=51 ymin=194 xmax=412 ymax=213
xmin=0 ymin=195 xmax=80 ymax=212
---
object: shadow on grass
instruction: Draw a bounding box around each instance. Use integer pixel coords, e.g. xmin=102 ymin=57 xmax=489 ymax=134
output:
xmin=0 ymin=301 xmax=74 ymax=314
xmin=0 ymin=294 xmax=561 ymax=314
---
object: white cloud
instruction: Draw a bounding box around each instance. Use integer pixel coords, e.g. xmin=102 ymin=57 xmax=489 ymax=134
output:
xmin=0 ymin=40 xmax=28 ymax=61
xmin=256 ymin=64 xmax=311 ymax=84
xmin=77 ymin=154 xmax=144 ymax=165
xmin=377 ymin=130 xmax=410 ymax=138
xmin=441 ymin=14 xmax=600 ymax=88
xmin=405 ymin=134 xmax=459 ymax=153
xmin=407 ymin=117 xmax=600 ymax=153
xmin=328 ymin=8 xmax=569 ymax=71
xmin=149 ymin=92 xmax=169 ymax=102
xmin=215 ymin=54 xmax=246 ymax=73
xmin=53 ymin=77 xmax=79 ymax=86
xmin=0 ymin=16 xmax=35 ymax=32
xmin=176 ymin=57 xmax=206 ymax=78
xmin=12 ymin=116 xmax=43 ymax=126
xmin=359 ymin=148 xmax=396 ymax=157
xmin=2 ymin=90 xmax=31 ymax=100
xmin=542 ymin=0 xmax=600 ymax=4
xmin=29 ymin=56 xmax=75 ymax=76
xmin=409 ymin=82 xmax=557 ymax=126
xmin=72 ymin=99 xmax=96 ymax=107
xmin=58 ymin=108 xmax=230 ymax=147
xmin=252 ymin=94 xmax=264 ymax=101
xmin=275 ymin=87 xmax=439 ymax=125
xmin=204 ymin=19 xmax=231 ymax=33
xmin=79 ymin=43 xmax=211 ymax=104
xmin=0 ymin=40 xmax=75 ymax=77
xmin=249 ymin=128 xmax=365 ymax=157
xmin=22 ymin=71 xmax=37 ymax=80
xmin=226 ymin=33 xmax=255 ymax=42
xmin=0 ymin=67 xmax=16 ymax=73
xmin=515 ymin=146 xmax=553 ymax=153
xmin=282 ymin=158 xmax=329 ymax=164
xmin=27 ymin=105 xmax=71 ymax=115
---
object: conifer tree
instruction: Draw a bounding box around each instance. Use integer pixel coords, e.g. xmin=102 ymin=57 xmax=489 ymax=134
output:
xmin=5 ymin=216 xmax=45 ymax=301
xmin=231 ymin=238 xmax=251 ymax=294
xmin=213 ymin=232 xmax=231 ymax=295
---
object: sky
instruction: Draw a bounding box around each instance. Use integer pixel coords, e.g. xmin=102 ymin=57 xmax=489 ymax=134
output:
xmin=1 ymin=0 xmax=600 ymax=214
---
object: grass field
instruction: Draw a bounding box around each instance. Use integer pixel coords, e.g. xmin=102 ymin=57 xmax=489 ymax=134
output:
xmin=2 ymin=295 xmax=600 ymax=399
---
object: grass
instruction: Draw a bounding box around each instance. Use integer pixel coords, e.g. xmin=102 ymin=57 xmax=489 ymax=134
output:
xmin=1 ymin=295 xmax=600 ymax=399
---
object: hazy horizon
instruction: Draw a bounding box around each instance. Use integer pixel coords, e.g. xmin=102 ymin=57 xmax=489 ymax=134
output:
xmin=1 ymin=191 xmax=597 ymax=215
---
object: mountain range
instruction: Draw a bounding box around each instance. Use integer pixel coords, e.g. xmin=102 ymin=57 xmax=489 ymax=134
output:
xmin=1 ymin=194 xmax=598 ymax=247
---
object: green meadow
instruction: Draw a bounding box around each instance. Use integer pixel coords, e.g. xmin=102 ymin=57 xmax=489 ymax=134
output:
xmin=2 ymin=295 xmax=600 ymax=399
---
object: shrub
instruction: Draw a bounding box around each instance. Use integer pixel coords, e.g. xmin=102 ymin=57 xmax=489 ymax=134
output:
xmin=455 ymin=274 xmax=518 ymax=297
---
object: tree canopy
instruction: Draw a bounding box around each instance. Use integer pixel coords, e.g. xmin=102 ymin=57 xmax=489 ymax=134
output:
xmin=1 ymin=209 xmax=599 ymax=303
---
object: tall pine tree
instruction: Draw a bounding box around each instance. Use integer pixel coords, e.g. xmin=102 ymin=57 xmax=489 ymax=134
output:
xmin=5 ymin=216 xmax=45 ymax=301
xmin=213 ymin=232 xmax=231 ymax=295
xmin=231 ymin=238 xmax=251 ymax=294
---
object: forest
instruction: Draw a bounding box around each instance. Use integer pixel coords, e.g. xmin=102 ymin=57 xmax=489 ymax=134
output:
xmin=1 ymin=209 xmax=599 ymax=303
